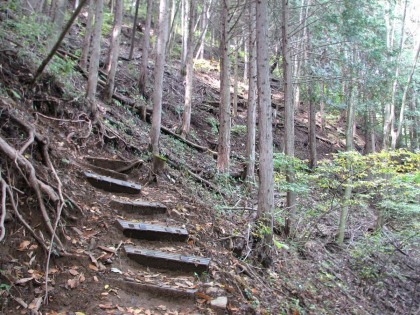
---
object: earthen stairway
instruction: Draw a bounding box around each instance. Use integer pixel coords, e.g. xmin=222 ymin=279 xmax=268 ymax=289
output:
xmin=81 ymin=156 xmax=219 ymax=312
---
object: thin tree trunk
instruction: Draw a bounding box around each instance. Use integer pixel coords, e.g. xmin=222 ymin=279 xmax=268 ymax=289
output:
xmin=256 ymin=0 xmax=274 ymax=263
xmin=150 ymin=0 xmax=169 ymax=159
xmin=282 ymin=0 xmax=296 ymax=220
xmin=320 ymin=81 xmax=326 ymax=132
xmin=80 ymin=0 xmax=94 ymax=70
xmin=138 ymin=0 xmax=153 ymax=97
xmin=32 ymin=0 xmax=89 ymax=84
xmin=410 ymin=87 xmax=419 ymax=151
xmin=166 ymin=0 xmax=180 ymax=56
xmin=391 ymin=38 xmax=420 ymax=148
xmin=86 ymin=0 xmax=104 ymax=120
xmin=232 ymin=39 xmax=239 ymax=118
xmin=384 ymin=0 xmax=408 ymax=150
xmin=180 ymin=0 xmax=189 ymax=73
xmin=217 ymin=0 xmax=231 ymax=174
xmin=128 ymin=0 xmax=141 ymax=60
xmin=244 ymin=0 xmax=256 ymax=183
xmin=104 ymin=0 xmax=123 ymax=103
xmin=180 ymin=0 xmax=195 ymax=137
xmin=194 ymin=0 xmax=213 ymax=59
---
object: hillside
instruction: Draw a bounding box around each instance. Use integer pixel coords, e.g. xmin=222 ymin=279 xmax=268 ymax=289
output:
xmin=1 ymin=6 xmax=419 ymax=315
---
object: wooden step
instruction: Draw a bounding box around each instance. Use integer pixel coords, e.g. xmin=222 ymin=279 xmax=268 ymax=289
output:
xmin=84 ymin=172 xmax=141 ymax=194
xmin=110 ymin=199 xmax=167 ymax=215
xmin=124 ymin=245 xmax=210 ymax=273
xmin=87 ymin=164 xmax=129 ymax=181
xmin=84 ymin=156 xmax=131 ymax=171
xmin=117 ymin=220 xmax=188 ymax=242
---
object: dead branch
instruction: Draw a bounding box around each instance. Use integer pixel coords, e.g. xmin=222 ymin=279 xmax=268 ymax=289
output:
xmin=0 ymin=176 xmax=7 ymax=241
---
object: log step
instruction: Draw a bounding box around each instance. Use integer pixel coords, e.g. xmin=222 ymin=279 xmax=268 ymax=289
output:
xmin=124 ymin=245 xmax=210 ymax=273
xmin=117 ymin=220 xmax=188 ymax=242
xmin=84 ymin=156 xmax=132 ymax=171
xmin=110 ymin=199 xmax=167 ymax=215
xmin=84 ymin=172 xmax=141 ymax=194
xmin=87 ymin=164 xmax=129 ymax=181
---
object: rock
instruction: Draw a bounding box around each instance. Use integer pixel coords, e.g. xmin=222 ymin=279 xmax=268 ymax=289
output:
xmin=210 ymin=296 xmax=228 ymax=314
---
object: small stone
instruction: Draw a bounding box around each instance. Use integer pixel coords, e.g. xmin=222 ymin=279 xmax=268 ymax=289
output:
xmin=210 ymin=296 xmax=227 ymax=313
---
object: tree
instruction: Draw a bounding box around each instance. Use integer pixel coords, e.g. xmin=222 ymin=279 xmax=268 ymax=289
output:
xmin=217 ymin=0 xmax=231 ymax=173
xmin=86 ymin=0 xmax=104 ymax=120
xmin=282 ymin=0 xmax=296 ymax=221
xmin=104 ymin=0 xmax=123 ymax=103
xmin=244 ymin=0 xmax=257 ymax=183
xmin=255 ymin=0 xmax=275 ymax=265
xmin=128 ymin=0 xmax=141 ymax=60
xmin=150 ymin=0 xmax=169 ymax=165
xmin=180 ymin=0 xmax=195 ymax=137
xmin=138 ymin=0 xmax=153 ymax=97
xmin=79 ymin=0 xmax=94 ymax=70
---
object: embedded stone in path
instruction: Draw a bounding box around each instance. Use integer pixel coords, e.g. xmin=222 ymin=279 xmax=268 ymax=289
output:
xmin=117 ymin=220 xmax=188 ymax=242
xmin=84 ymin=172 xmax=141 ymax=194
xmin=84 ymin=156 xmax=133 ymax=171
xmin=110 ymin=199 xmax=167 ymax=215
xmin=124 ymin=245 xmax=210 ymax=273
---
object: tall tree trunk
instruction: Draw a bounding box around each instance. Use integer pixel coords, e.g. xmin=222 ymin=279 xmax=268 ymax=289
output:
xmin=138 ymin=0 xmax=153 ymax=97
xmin=217 ymin=0 xmax=231 ymax=174
xmin=166 ymin=0 xmax=180 ymax=56
xmin=391 ymin=38 xmax=420 ymax=149
xmin=282 ymin=0 xmax=296 ymax=221
xmin=180 ymin=0 xmax=195 ymax=137
xmin=180 ymin=0 xmax=189 ymax=74
xmin=384 ymin=0 xmax=408 ymax=150
xmin=244 ymin=0 xmax=256 ymax=183
xmin=256 ymin=0 xmax=274 ymax=265
xmin=410 ymin=87 xmax=419 ymax=151
xmin=104 ymin=0 xmax=123 ymax=103
xmin=150 ymin=0 xmax=169 ymax=159
xmin=128 ymin=0 xmax=141 ymax=60
xmin=86 ymin=0 xmax=104 ymax=120
xmin=80 ymin=0 xmax=94 ymax=70
xmin=320 ymin=81 xmax=326 ymax=132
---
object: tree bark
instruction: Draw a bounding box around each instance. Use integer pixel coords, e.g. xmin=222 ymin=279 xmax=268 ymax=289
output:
xmin=244 ymin=0 xmax=256 ymax=183
xmin=104 ymin=0 xmax=123 ymax=103
xmin=217 ymin=0 xmax=231 ymax=174
xmin=86 ymin=0 xmax=104 ymax=120
xmin=282 ymin=0 xmax=296 ymax=218
xmin=150 ymin=0 xmax=169 ymax=159
xmin=256 ymin=0 xmax=274 ymax=262
xmin=128 ymin=0 xmax=141 ymax=60
xmin=80 ymin=0 xmax=94 ymax=70
xmin=180 ymin=0 xmax=195 ymax=137
xmin=138 ymin=0 xmax=153 ymax=97
xmin=232 ymin=38 xmax=239 ymax=118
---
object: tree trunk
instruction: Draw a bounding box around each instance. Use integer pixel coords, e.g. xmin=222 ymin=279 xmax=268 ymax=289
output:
xmin=86 ymin=0 xmax=104 ymax=120
xmin=232 ymin=39 xmax=239 ymax=118
xmin=282 ymin=0 xmax=296 ymax=219
xmin=128 ymin=0 xmax=141 ymax=60
xmin=217 ymin=0 xmax=231 ymax=174
xmin=244 ymin=0 xmax=256 ymax=183
xmin=150 ymin=0 xmax=169 ymax=159
xmin=383 ymin=0 xmax=408 ymax=150
xmin=138 ymin=0 xmax=153 ymax=97
xmin=391 ymin=38 xmax=420 ymax=149
xmin=180 ymin=0 xmax=195 ymax=137
xmin=180 ymin=0 xmax=189 ymax=74
xmin=80 ymin=0 xmax=94 ymax=70
xmin=410 ymin=87 xmax=419 ymax=151
xmin=256 ymin=0 xmax=274 ymax=264
xmin=104 ymin=0 xmax=123 ymax=103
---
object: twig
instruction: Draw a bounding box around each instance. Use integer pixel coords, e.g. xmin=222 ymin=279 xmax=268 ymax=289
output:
xmin=0 ymin=174 xmax=7 ymax=241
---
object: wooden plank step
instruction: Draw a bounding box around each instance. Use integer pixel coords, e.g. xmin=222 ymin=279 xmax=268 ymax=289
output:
xmin=110 ymin=199 xmax=167 ymax=215
xmin=87 ymin=164 xmax=129 ymax=181
xmin=84 ymin=156 xmax=131 ymax=171
xmin=124 ymin=245 xmax=210 ymax=273
xmin=117 ymin=220 xmax=188 ymax=241
xmin=84 ymin=172 xmax=141 ymax=194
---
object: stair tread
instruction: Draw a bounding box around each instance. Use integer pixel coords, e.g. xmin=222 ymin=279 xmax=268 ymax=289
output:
xmin=117 ymin=220 xmax=188 ymax=241
xmin=84 ymin=171 xmax=141 ymax=194
xmin=125 ymin=245 xmax=210 ymax=273
xmin=110 ymin=199 xmax=167 ymax=215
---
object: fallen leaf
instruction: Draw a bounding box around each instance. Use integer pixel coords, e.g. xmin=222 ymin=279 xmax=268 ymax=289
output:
xmin=110 ymin=268 xmax=123 ymax=274
xmin=69 ymin=269 xmax=79 ymax=276
xmin=99 ymin=304 xmax=114 ymax=309
xmin=93 ymin=276 xmax=98 ymax=282
xmin=18 ymin=240 xmax=31 ymax=251
xmin=195 ymin=292 xmax=212 ymax=301
xmin=15 ymin=277 xmax=34 ymax=285
xmin=28 ymin=297 xmax=42 ymax=311
xmin=67 ymin=278 xmax=79 ymax=289
xmin=88 ymin=264 xmax=98 ymax=271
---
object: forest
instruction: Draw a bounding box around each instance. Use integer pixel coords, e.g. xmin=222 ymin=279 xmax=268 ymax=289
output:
xmin=0 ymin=0 xmax=419 ymax=314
